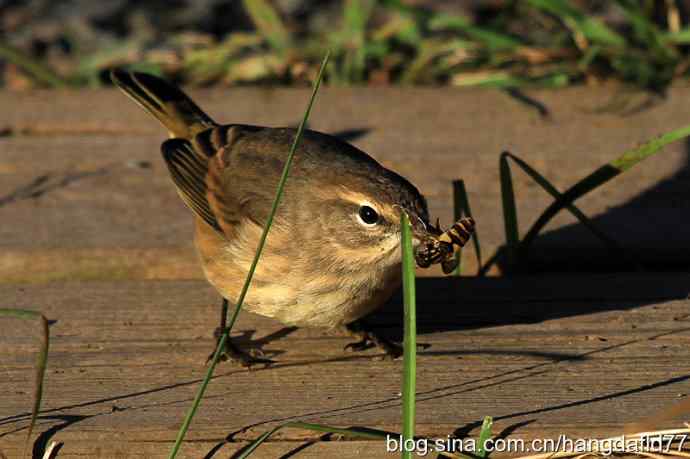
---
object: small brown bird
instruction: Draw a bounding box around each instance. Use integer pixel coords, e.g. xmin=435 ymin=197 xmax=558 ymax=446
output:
xmin=111 ymin=71 xmax=471 ymax=365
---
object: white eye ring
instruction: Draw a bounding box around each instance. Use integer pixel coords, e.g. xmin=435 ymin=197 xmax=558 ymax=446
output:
xmin=357 ymin=203 xmax=380 ymax=227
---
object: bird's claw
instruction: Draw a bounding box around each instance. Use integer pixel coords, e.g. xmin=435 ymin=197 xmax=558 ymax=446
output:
xmin=206 ymin=331 xmax=274 ymax=369
xmin=344 ymin=323 xmax=403 ymax=360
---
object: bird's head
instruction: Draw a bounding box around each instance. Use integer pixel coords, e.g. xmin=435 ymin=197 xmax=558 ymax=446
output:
xmin=288 ymin=132 xmax=441 ymax=273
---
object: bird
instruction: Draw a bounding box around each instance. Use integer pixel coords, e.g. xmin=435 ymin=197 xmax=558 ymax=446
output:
xmin=111 ymin=70 xmax=464 ymax=366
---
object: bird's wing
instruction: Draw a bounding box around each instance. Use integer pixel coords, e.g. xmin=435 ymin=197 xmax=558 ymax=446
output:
xmin=161 ymin=125 xmax=279 ymax=239
xmin=161 ymin=138 xmax=223 ymax=232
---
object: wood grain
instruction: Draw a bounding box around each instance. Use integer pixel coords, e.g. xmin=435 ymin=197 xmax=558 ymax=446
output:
xmin=3 ymin=87 xmax=690 ymax=457
xmin=2 ymin=86 xmax=690 ymax=280
xmin=2 ymin=276 xmax=690 ymax=458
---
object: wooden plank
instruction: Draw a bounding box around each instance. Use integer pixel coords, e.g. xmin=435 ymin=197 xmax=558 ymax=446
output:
xmin=2 ymin=276 xmax=690 ymax=457
xmin=0 ymin=439 xmax=399 ymax=459
xmin=2 ymin=87 xmax=690 ymax=280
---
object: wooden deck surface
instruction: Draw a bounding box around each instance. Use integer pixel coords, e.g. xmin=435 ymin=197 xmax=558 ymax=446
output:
xmin=3 ymin=85 xmax=690 ymax=278
xmin=2 ymin=276 xmax=690 ymax=458
xmin=2 ymin=86 xmax=690 ymax=458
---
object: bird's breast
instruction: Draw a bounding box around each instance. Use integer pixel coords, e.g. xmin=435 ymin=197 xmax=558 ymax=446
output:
xmin=194 ymin=217 xmax=402 ymax=328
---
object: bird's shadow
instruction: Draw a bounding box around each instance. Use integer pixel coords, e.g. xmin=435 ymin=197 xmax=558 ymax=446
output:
xmin=363 ymin=273 xmax=690 ymax=341
xmin=232 ymin=327 xmax=298 ymax=359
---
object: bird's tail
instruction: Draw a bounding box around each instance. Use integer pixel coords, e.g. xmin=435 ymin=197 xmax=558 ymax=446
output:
xmin=110 ymin=70 xmax=216 ymax=139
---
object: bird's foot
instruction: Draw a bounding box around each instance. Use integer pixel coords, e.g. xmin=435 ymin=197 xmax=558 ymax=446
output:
xmin=207 ymin=328 xmax=274 ymax=369
xmin=344 ymin=322 xmax=403 ymax=360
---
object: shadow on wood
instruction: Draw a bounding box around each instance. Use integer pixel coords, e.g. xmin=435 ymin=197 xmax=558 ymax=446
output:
xmin=500 ymin=136 xmax=690 ymax=273
xmin=366 ymin=274 xmax=690 ymax=340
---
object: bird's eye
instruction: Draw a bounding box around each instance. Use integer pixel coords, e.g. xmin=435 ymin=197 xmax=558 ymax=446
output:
xmin=358 ymin=205 xmax=379 ymax=226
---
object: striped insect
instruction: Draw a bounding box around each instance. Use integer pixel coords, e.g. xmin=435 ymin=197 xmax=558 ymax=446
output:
xmin=415 ymin=217 xmax=475 ymax=274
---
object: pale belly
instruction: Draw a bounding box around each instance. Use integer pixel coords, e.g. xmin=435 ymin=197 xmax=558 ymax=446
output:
xmin=259 ymin=266 xmax=402 ymax=328
xmin=208 ymin=261 xmax=402 ymax=328
xmin=194 ymin=217 xmax=403 ymax=328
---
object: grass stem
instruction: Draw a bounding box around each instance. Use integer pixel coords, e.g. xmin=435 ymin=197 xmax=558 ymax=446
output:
xmin=400 ymin=212 xmax=417 ymax=459
xmin=166 ymin=51 xmax=330 ymax=459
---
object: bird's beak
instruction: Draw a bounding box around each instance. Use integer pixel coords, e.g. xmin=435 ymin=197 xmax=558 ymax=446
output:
xmin=408 ymin=214 xmax=435 ymax=247
xmin=404 ymin=211 xmax=446 ymax=268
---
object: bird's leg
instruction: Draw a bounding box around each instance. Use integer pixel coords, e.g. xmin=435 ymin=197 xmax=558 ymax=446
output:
xmin=207 ymin=298 xmax=273 ymax=368
xmin=344 ymin=320 xmax=403 ymax=359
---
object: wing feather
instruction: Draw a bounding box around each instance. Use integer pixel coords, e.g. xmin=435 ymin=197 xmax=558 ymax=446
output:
xmin=161 ymin=138 xmax=222 ymax=233
xmin=162 ymin=125 xmax=288 ymax=239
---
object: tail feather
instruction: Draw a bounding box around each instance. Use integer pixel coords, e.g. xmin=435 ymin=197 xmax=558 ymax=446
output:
xmin=110 ymin=70 xmax=216 ymax=139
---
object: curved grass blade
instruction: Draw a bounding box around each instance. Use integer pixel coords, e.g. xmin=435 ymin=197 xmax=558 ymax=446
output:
xmin=452 ymin=180 xmax=482 ymax=275
xmin=476 ymin=416 xmax=494 ymax=459
xmin=518 ymin=122 xmax=690 ymax=259
xmin=500 ymin=151 xmax=639 ymax=270
xmin=499 ymin=154 xmax=519 ymax=270
xmin=477 ymin=250 xmax=500 ymax=277
xmin=237 ymin=421 xmax=387 ymax=458
xmin=238 ymin=421 xmax=468 ymax=459
xmin=400 ymin=212 xmax=417 ymax=459
xmin=0 ymin=308 xmax=50 ymax=456
xmin=166 ymin=51 xmax=330 ymax=459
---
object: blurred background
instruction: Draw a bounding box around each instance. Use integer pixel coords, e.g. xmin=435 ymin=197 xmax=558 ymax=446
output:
xmin=4 ymin=0 xmax=690 ymax=91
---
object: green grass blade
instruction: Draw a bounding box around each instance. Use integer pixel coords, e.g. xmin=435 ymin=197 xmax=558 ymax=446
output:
xmin=400 ymin=38 xmax=467 ymax=84
xmin=526 ymin=0 xmax=625 ymax=47
xmin=519 ymin=122 xmax=690 ymax=258
xmin=578 ymin=44 xmax=601 ymax=71
xmin=286 ymin=422 xmax=387 ymax=439
xmin=340 ymin=0 xmax=375 ymax=83
xmin=378 ymin=0 xmax=423 ymax=46
xmin=238 ymin=421 xmax=388 ymax=458
xmin=452 ymin=72 xmax=570 ymax=89
xmin=0 ymin=43 xmax=71 ymax=88
xmin=429 ymin=14 xmax=523 ymax=51
xmin=499 ymin=153 xmax=519 ymax=270
xmin=452 ymin=180 xmax=482 ymax=275
xmin=476 ymin=416 xmax=494 ymax=458
xmin=613 ymin=0 xmax=677 ymax=78
xmin=501 ymin=151 xmax=639 ymax=270
xmin=0 ymin=308 xmax=50 ymax=455
xmin=344 ymin=0 xmax=374 ymax=35
xmin=400 ymin=212 xmax=417 ymax=459
xmin=236 ymin=425 xmax=281 ymax=459
xmin=166 ymin=51 xmax=330 ymax=459
xmin=477 ymin=250 xmax=500 ymax=277
xmin=665 ymin=27 xmax=690 ymax=44
xmin=0 ymin=308 xmax=42 ymax=320
xmin=242 ymin=0 xmax=291 ymax=53
xmin=29 ymin=314 xmax=49 ymax=453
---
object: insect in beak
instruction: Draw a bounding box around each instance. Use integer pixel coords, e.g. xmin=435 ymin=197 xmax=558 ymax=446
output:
xmin=414 ymin=217 xmax=475 ymax=274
